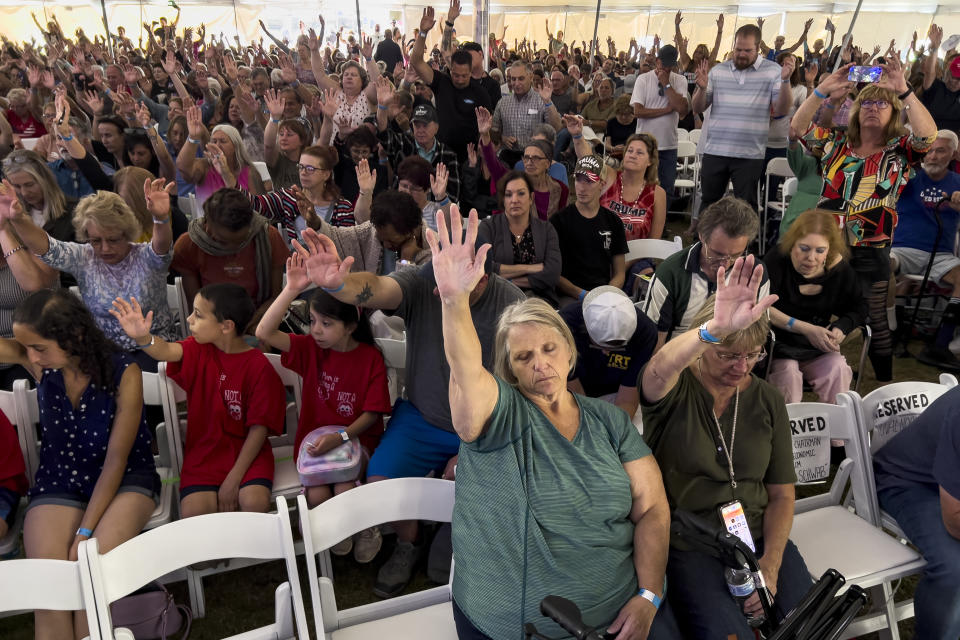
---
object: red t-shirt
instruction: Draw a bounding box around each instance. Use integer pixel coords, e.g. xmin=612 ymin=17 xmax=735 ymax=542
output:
xmin=600 ymin=176 xmax=657 ymax=241
xmin=0 ymin=409 xmax=27 ymax=496
xmin=281 ymin=335 xmax=391 ymax=457
xmin=6 ymin=109 xmax=46 ymax=138
xmin=167 ymin=337 xmax=285 ymax=488
xmin=171 ymin=227 xmax=288 ymax=304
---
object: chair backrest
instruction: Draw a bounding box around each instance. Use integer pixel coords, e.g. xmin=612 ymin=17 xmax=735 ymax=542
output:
xmin=375 ymin=337 xmax=407 ymax=370
xmin=676 ymin=128 xmax=690 ymax=142
xmin=167 ymin=278 xmax=188 ymax=340
xmin=15 ymin=379 xmax=40 ymax=485
xmin=298 ymin=478 xmax=454 ymax=635
xmin=688 ymin=128 xmax=702 ymax=144
xmin=676 ymin=140 xmax=697 ymax=159
xmin=766 ymin=156 xmax=794 ymax=178
xmin=857 ymin=376 xmax=957 ymax=454
xmin=624 ymin=236 xmax=683 ymax=263
xmin=83 ymin=497 xmax=308 ymax=640
xmin=0 ymin=557 xmax=96 ymax=633
xmin=783 ymin=177 xmax=798 ymax=198
xmin=158 ymin=361 xmax=187 ymax=476
xmin=265 ymin=352 xmax=304 ymax=444
xmin=788 ymin=394 xmax=876 ymax=522
xmin=252 ymin=161 xmax=272 ymax=184
xmin=0 ymin=382 xmax=31 ymax=483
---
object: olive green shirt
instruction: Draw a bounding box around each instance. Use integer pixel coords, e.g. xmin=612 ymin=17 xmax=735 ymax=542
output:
xmin=452 ymin=377 xmax=651 ymax=639
xmin=639 ymin=368 xmax=796 ymax=541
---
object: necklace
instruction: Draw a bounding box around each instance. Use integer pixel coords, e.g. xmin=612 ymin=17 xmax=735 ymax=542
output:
xmin=712 ymin=386 xmax=740 ymax=490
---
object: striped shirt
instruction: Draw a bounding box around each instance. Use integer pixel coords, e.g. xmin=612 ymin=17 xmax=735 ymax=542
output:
xmin=243 ymin=188 xmax=356 ymax=246
xmin=702 ymin=57 xmax=784 ymax=160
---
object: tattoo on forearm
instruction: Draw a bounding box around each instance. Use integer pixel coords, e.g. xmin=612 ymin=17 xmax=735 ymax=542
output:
xmin=355 ymin=283 xmax=373 ymax=305
xmin=442 ymin=27 xmax=453 ymax=52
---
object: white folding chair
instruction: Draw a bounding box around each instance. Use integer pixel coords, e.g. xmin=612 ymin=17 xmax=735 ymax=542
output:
xmin=687 ymin=128 xmax=701 ymax=145
xmin=788 ymin=393 xmax=926 ymax=639
xmin=253 ymin=161 xmax=272 ymax=186
xmin=299 ymin=478 xmax=457 ymax=639
xmin=624 ymin=236 xmax=684 ymax=304
xmin=167 ymin=277 xmax=188 ymax=340
xmin=82 ymin=498 xmax=309 ymax=640
xmin=375 ymin=336 xmax=407 ymax=405
xmin=673 ymin=141 xmax=698 ymax=210
xmin=760 ymin=157 xmax=795 ymax=254
xmin=675 ymin=128 xmax=689 ymax=142
xmin=177 ymin=193 xmax=200 ymax=219
xmin=264 ymin=352 xmax=304 ymax=501
xmin=0 ymin=555 xmax=102 ymax=639
xmin=0 ymin=384 xmax=30 ymax=557
xmin=851 ymin=373 xmax=958 ymax=539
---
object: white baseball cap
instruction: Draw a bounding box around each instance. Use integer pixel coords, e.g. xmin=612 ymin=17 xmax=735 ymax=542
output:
xmin=582 ymin=286 xmax=637 ymax=348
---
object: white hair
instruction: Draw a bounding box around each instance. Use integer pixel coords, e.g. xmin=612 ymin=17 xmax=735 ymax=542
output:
xmin=937 ymin=129 xmax=959 ymax=153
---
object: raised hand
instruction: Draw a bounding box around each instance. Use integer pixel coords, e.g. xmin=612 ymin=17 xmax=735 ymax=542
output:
xmin=675 ymin=11 xmax=682 ymax=26
xmin=319 ymin=87 xmax=339 ymax=119
xmin=264 ymin=88 xmax=284 ymax=120
xmin=162 ymin=49 xmax=178 ymax=75
xmin=40 ymin=69 xmax=55 ymax=90
xmin=928 ymin=23 xmax=943 ymax=50
xmin=143 ymin=177 xmax=176 ymax=220
xmin=756 ymin=17 xmax=765 ymax=31
xmin=448 ymin=0 xmax=461 ymax=24
xmin=695 ymin=59 xmax=710 ymax=90
xmin=466 ymin=142 xmax=478 ymax=168
xmin=279 ymin=53 xmax=297 ymax=84
xmin=0 ymin=180 xmax=24 ymax=222
xmin=235 ymin=89 xmax=258 ymax=123
xmin=711 ymin=255 xmax=778 ymax=337
xmin=136 ymin=102 xmax=153 ymax=128
xmin=375 ymin=74 xmax=394 ymax=105
xmin=292 ymin=228 xmax=354 ymax=290
xmin=804 ymin=18 xmax=813 ymax=31
xmin=717 ymin=13 xmax=725 ymax=29
xmin=284 ymin=252 xmax=311 ymax=292
xmin=109 ymin=296 xmax=154 ymax=341
xmin=419 ymin=7 xmax=437 ymax=34
xmin=780 ymin=55 xmax=796 ymax=82
xmin=803 ymin=61 xmax=819 ymax=86
xmin=878 ymin=52 xmax=908 ymax=93
xmin=430 ymin=162 xmax=448 ymax=200
xmin=562 ymin=113 xmax=583 ymax=138
xmin=424 ymin=205 xmax=489 ymax=304
xmin=82 ymin=89 xmax=104 ymax=116
xmin=355 ymin=158 xmax=377 ymax=193
xmin=535 ymin=77 xmax=552 ymax=103
xmin=475 ymin=106 xmax=492 ymax=135
xmin=361 ymin=36 xmax=373 ymax=60
xmin=205 ymin=143 xmax=234 ymax=184
xmin=184 ymin=106 xmax=207 ymax=145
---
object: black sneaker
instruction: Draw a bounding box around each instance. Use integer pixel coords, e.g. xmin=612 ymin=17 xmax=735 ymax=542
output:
xmin=373 ymin=540 xmax=421 ymax=598
xmin=916 ymin=345 xmax=960 ymax=372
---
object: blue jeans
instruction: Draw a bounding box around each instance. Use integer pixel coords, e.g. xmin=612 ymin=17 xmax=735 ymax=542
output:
xmin=878 ymin=482 xmax=960 ymax=639
xmin=658 ymin=148 xmax=678 ymax=210
xmin=666 ymin=539 xmax=812 ymax=639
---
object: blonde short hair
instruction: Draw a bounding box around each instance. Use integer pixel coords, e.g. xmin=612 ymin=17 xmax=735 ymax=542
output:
xmin=494 ymin=298 xmax=577 ymax=386
xmin=689 ymin=293 xmax=769 ymax=351
xmin=72 ymin=191 xmax=142 ymax=243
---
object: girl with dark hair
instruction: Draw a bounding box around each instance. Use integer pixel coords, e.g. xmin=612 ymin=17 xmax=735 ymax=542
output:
xmin=2 ymin=288 xmax=158 ymax=639
xmin=256 ymin=253 xmax=391 ymax=562
xmin=111 ymin=283 xmax=285 ymax=519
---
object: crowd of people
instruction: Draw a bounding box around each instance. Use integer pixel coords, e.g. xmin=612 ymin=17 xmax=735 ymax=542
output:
xmin=0 ymin=4 xmax=960 ymax=639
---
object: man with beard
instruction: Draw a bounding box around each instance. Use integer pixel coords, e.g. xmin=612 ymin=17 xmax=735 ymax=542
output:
xmin=891 ymin=130 xmax=960 ymax=369
xmin=690 ymin=24 xmax=795 ymax=233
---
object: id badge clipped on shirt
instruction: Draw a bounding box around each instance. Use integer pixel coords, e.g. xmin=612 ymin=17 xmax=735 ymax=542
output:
xmin=719 ymin=500 xmax=756 ymax=553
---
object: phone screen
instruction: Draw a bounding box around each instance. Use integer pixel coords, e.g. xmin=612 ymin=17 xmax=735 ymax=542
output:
xmin=720 ymin=501 xmax=756 ymax=552
xmin=847 ymin=65 xmax=882 ymax=83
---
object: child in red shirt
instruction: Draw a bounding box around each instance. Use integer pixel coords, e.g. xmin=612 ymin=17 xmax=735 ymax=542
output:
xmin=256 ymin=252 xmax=391 ymax=562
xmin=112 ymin=283 xmax=285 ymax=517
xmin=0 ymin=408 xmax=28 ymax=539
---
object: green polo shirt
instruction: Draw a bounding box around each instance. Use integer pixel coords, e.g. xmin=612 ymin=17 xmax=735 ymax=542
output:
xmin=452 ymin=377 xmax=651 ymax=639
xmin=639 ymin=368 xmax=795 ymax=542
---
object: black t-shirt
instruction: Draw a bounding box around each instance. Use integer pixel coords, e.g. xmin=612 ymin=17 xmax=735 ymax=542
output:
xmin=550 ymin=204 xmax=629 ymax=290
xmin=428 ymin=71 xmax=492 ymax=158
xmin=374 ymin=40 xmax=404 ymax=74
xmin=479 ymin=74 xmax=502 ymax=110
xmin=921 ymin=79 xmax=960 ymax=133
xmin=606 ymin=117 xmax=637 ymax=147
xmin=560 ymin=303 xmax=657 ymax=397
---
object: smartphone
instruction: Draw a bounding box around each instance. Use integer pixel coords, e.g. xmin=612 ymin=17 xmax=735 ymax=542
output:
xmin=847 ymin=65 xmax=882 ymax=83
xmin=719 ymin=500 xmax=756 ymax=552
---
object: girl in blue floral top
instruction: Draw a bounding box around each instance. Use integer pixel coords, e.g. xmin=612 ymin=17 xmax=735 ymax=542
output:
xmin=0 ymin=288 xmax=158 ymax=639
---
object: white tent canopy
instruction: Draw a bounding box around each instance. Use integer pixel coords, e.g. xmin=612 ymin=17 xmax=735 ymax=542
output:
xmin=2 ymin=0 xmax=959 ymax=59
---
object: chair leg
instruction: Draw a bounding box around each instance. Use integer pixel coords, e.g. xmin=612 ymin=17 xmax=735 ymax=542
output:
xmin=877 ymin=582 xmax=900 ymax=640
xmin=188 ymin=569 xmax=206 ymax=619
xmin=856 ymin=329 xmax=872 ymax=394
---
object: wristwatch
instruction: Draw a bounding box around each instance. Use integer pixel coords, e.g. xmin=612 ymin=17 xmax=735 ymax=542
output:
xmin=338 ymin=429 xmax=350 ymax=442
xmin=664 ymin=83 xmax=671 ymax=90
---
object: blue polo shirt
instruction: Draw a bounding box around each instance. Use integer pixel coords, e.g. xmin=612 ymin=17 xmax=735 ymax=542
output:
xmin=893 ymin=169 xmax=960 ymax=254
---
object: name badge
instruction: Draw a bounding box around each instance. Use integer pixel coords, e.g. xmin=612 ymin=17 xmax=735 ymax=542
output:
xmin=463 ymin=98 xmax=475 ymax=104
xmin=527 ymin=108 xmax=538 ymax=115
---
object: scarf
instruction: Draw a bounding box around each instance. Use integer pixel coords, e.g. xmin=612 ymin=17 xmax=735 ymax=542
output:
xmin=187 ymin=214 xmax=273 ymax=305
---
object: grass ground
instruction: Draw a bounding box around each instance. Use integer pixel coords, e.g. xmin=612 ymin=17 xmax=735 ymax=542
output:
xmin=0 ymin=216 xmax=941 ymax=639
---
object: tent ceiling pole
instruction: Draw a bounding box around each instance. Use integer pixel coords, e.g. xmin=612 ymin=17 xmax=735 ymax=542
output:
xmin=833 ymin=0 xmax=864 ymax=71
xmin=590 ymin=0 xmax=601 ymax=61
xmin=356 ymin=0 xmax=362 ymax=40
xmin=99 ymin=0 xmax=114 ymax=61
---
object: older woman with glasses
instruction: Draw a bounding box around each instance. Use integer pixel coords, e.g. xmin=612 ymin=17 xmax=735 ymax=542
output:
xmin=640 ymin=256 xmax=812 ymax=638
xmin=791 ymin=56 xmax=937 ymax=381
xmin=429 ymin=209 xmax=680 ymax=640
xmin=2 ymin=149 xmax=77 ymax=243
xmin=215 ymin=145 xmax=370 ymax=248
xmin=476 ymin=106 xmax=569 ymax=220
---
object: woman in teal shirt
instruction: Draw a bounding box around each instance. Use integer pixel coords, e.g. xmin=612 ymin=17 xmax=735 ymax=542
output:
xmin=428 ymin=208 xmax=679 ymax=640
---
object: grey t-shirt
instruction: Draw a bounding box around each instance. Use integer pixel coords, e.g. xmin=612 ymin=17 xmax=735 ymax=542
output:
xmin=385 ymin=268 xmax=525 ymax=431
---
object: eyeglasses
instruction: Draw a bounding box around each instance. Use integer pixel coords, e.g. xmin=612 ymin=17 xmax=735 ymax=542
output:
xmin=859 ymin=100 xmax=890 ymax=110
xmin=297 ymin=163 xmax=325 ymax=174
xmin=124 ymin=127 xmax=149 ymax=135
xmin=714 ymin=349 xmax=767 ymax=364
xmin=702 ymin=245 xmax=745 ymax=267
xmin=1 ymin=154 xmax=34 ymax=167
xmin=523 ymin=154 xmax=548 ymax=163
xmin=397 ymin=181 xmax=425 ymax=193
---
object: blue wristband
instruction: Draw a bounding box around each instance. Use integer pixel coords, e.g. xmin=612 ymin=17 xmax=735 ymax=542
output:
xmin=637 ymin=588 xmax=662 ymax=610
xmin=321 ymin=283 xmax=345 ymax=294
xmin=578 ymin=289 xmax=587 ymax=302
xmin=377 ymin=104 xmax=388 ymax=110
xmin=437 ymin=196 xmax=450 ymax=206
xmin=813 ymin=88 xmax=828 ymax=99
xmin=787 ymin=317 xmax=796 ymax=329
xmin=76 ymin=527 xmax=93 ymax=538
xmin=697 ymin=322 xmax=723 ymax=344
xmin=573 ymin=134 xmax=583 ymax=139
